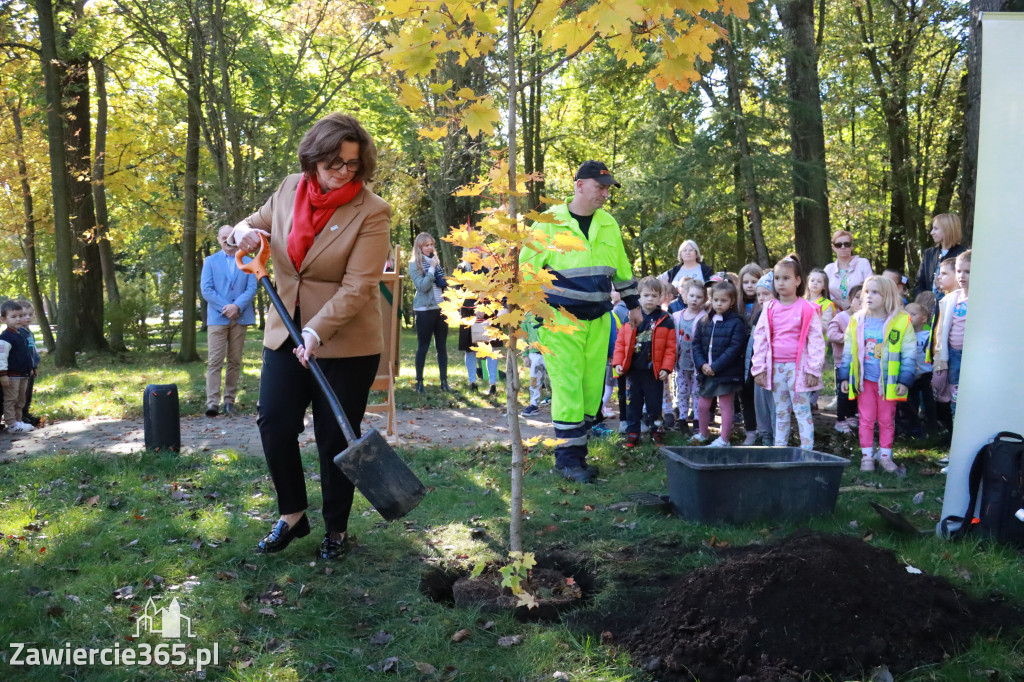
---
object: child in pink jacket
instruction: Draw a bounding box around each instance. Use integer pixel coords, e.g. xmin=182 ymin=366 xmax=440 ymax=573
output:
xmin=751 ymin=256 xmax=827 ymax=449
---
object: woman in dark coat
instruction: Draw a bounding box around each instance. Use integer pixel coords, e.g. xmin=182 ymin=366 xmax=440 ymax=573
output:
xmin=915 ymin=213 xmax=966 ymax=302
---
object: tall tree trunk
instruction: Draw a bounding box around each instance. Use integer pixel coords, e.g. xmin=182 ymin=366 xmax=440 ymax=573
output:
xmin=213 ymin=0 xmax=246 ymax=222
xmin=724 ymin=20 xmax=769 ymax=268
xmin=60 ymin=7 xmax=108 ymax=352
xmin=9 ymin=103 xmax=57 ymax=352
xmin=179 ymin=35 xmax=202 ymax=363
xmin=505 ymin=0 xmax=524 ymax=554
xmin=92 ymin=57 xmax=126 ymax=351
xmin=34 ymin=0 xmax=78 ymax=367
xmin=776 ymin=0 xmax=831 ymax=269
xmin=959 ymin=0 xmax=1024 ymax=244
xmin=853 ymin=0 xmax=921 ymax=273
xmin=933 ymin=73 xmax=966 ymax=217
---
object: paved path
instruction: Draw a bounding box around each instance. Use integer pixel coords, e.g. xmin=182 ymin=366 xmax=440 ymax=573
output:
xmin=0 ymin=406 xmax=555 ymax=461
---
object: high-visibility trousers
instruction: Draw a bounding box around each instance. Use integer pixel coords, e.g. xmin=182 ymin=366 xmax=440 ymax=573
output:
xmin=538 ymin=312 xmax=610 ymax=468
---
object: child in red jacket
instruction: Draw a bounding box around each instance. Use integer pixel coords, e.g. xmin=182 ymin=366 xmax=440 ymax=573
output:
xmin=614 ymin=277 xmax=677 ymax=447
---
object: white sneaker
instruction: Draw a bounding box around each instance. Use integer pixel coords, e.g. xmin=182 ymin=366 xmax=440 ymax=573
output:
xmin=879 ymin=457 xmax=899 ymax=473
xmin=689 ymin=433 xmax=708 ymax=444
xmin=860 ymin=456 xmax=876 ymax=472
xmin=835 ymin=420 xmax=852 ymax=434
xmin=742 ymin=432 xmax=758 ymax=446
xmin=8 ymin=421 xmax=34 ymax=433
xmin=710 ymin=436 xmax=731 ymax=447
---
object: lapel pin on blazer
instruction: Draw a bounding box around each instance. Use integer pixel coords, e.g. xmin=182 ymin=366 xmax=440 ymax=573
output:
xmin=237 ymin=233 xmax=426 ymax=520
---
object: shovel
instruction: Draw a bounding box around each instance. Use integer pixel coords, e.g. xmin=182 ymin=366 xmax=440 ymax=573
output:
xmin=237 ymin=233 xmax=426 ymax=520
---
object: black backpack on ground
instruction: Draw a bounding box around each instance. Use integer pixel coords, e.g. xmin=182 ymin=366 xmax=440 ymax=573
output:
xmin=941 ymin=432 xmax=1024 ymax=547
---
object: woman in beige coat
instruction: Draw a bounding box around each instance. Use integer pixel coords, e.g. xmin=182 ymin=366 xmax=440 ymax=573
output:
xmin=233 ymin=113 xmax=391 ymax=560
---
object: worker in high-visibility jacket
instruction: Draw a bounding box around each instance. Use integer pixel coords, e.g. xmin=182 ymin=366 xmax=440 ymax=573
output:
xmin=521 ymin=161 xmax=640 ymax=483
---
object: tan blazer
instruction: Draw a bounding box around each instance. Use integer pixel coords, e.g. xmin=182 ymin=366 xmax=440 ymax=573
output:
xmin=246 ymin=173 xmax=392 ymax=358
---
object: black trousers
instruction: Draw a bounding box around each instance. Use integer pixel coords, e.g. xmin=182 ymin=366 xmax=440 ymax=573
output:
xmin=414 ymin=308 xmax=448 ymax=383
xmin=834 ymin=368 xmax=857 ymax=421
xmin=626 ymin=368 xmax=663 ymax=434
xmin=257 ymin=341 xmax=379 ymax=534
xmin=741 ymin=374 xmax=756 ymax=431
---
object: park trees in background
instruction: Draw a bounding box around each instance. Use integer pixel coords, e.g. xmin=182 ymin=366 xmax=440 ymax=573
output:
xmin=378 ymin=0 xmax=752 ymax=552
xmin=0 ymin=0 xmax=979 ymax=356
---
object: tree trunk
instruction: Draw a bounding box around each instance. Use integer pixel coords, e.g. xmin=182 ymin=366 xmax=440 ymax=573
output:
xmin=34 ymin=0 xmax=78 ymax=367
xmin=9 ymin=102 xmax=57 ymax=352
xmin=776 ymin=0 xmax=831 ymax=269
xmin=852 ymin=0 xmax=922 ymax=273
xmin=959 ymin=0 xmax=1024 ymax=244
xmin=179 ymin=34 xmax=202 ymax=363
xmin=933 ymin=73 xmax=966 ymax=218
xmin=92 ymin=57 xmax=126 ymax=351
xmin=506 ymin=0 xmax=524 ymax=554
xmin=724 ymin=20 xmax=769 ymax=268
xmin=61 ymin=22 xmax=108 ymax=352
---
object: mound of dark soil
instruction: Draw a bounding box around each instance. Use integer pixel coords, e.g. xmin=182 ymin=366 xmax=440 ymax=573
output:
xmin=608 ymin=531 xmax=1016 ymax=681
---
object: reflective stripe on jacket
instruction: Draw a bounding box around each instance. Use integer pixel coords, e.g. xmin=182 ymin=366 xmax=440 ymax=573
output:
xmin=840 ymin=311 xmax=916 ymax=401
xmin=521 ymin=203 xmax=638 ymax=321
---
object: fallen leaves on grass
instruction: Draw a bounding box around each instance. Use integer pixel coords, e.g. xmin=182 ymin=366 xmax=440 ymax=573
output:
xmin=451 ymin=628 xmax=471 ymax=642
xmin=367 ymin=656 xmax=400 ymax=673
xmin=370 ymin=631 xmax=394 ymax=646
xmin=112 ymin=585 xmax=135 ymax=600
xmin=497 ymin=634 xmax=523 ymax=647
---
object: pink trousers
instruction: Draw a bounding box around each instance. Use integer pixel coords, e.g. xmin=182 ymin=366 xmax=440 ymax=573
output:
xmin=856 ymin=381 xmax=897 ymax=449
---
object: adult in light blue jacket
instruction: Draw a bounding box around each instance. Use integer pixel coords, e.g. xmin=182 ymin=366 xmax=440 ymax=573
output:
xmin=201 ymin=225 xmax=258 ymax=416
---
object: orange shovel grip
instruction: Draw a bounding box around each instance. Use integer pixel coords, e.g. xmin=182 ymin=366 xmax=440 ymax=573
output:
xmin=236 ymin=231 xmax=270 ymax=280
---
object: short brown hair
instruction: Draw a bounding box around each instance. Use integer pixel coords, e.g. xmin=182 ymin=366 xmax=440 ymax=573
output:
xmin=298 ymin=113 xmax=377 ymax=182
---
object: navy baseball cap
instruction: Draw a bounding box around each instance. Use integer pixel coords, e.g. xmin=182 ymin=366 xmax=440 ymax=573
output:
xmin=574 ymin=160 xmax=620 ymax=187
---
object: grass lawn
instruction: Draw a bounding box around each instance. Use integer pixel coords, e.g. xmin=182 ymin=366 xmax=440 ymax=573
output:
xmin=2 ymin=430 xmax=1024 ymax=680
xmin=30 ymin=327 xmax=514 ymax=422
xmin=7 ymin=326 xmax=1023 ymax=680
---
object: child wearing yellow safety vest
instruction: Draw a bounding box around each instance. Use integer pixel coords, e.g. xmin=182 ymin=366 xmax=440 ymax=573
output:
xmin=839 ymin=276 xmax=917 ymax=473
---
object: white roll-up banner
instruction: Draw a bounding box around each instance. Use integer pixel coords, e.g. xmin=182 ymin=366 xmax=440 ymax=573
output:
xmin=938 ymin=13 xmax=1024 ymax=534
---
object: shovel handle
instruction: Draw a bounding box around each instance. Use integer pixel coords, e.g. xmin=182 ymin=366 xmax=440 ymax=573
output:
xmin=241 ymin=232 xmax=359 ymax=445
xmin=235 ymin=230 xmax=270 ymax=280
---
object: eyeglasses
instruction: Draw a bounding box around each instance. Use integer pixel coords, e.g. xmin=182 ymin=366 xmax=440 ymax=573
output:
xmin=833 ymin=241 xmax=852 ymax=249
xmin=324 ymin=157 xmax=361 ymax=172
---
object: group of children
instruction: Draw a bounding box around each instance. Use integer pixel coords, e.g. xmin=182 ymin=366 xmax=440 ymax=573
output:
xmin=1 ymin=299 xmax=42 ymax=434
xmin=590 ymin=248 xmax=971 ymax=474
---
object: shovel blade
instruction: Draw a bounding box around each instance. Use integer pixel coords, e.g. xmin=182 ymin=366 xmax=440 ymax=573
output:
xmin=334 ymin=429 xmax=426 ymax=521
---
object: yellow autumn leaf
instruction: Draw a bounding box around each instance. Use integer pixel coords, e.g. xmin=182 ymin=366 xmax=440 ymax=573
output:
xmin=418 ymin=125 xmax=448 ymax=141
xmin=522 ymin=435 xmax=543 ymax=447
xmin=546 ymin=20 xmax=597 ymax=56
xmin=524 ymin=210 xmax=564 ymax=224
xmin=475 ymin=35 xmax=496 ymax=55
xmin=525 ymin=0 xmax=563 ymax=33
xmin=428 ymin=79 xmax=454 ymax=94
xmin=542 ymin=438 xmax=566 ymax=448
xmin=471 ymin=344 xmax=502 ymax=359
xmin=721 ymin=0 xmax=751 ymax=20
xmin=537 ymin=195 xmax=563 ymax=205
xmin=455 ymin=87 xmax=480 ymax=101
xmin=472 ymin=7 xmax=502 ymax=33
xmin=551 ymin=232 xmax=588 ymax=252
xmin=397 ymin=82 xmax=427 ymax=110
xmin=463 ymin=98 xmax=501 ymax=137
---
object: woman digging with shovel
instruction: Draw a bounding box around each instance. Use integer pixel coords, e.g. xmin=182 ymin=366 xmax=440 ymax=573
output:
xmin=232 ymin=113 xmax=391 ymax=560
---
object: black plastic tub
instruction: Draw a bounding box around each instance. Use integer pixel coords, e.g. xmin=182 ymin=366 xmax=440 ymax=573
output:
xmin=661 ymin=446 xmax=850 ymax=524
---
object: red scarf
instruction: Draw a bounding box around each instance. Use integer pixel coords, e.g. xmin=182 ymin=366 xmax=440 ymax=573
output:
xmin=287 ymin=174 xmax=363 ymax=270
